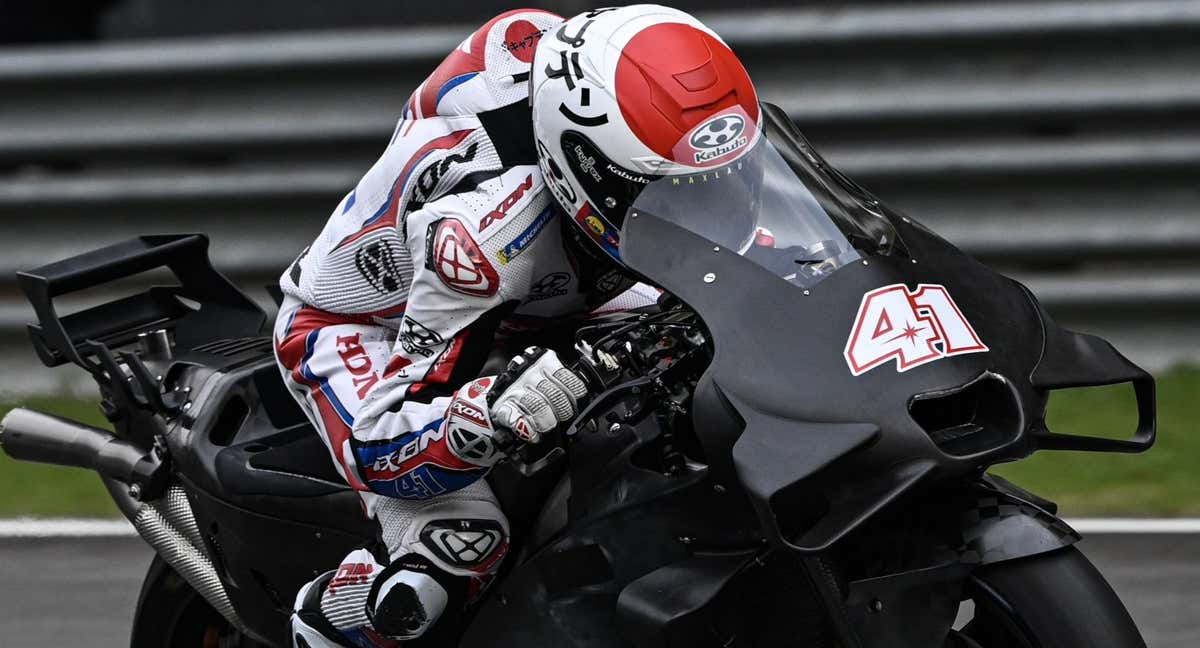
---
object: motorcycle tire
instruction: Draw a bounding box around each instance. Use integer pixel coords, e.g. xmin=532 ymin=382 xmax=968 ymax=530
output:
xmin=130 ymin=555 xmax=268 ymax=648
xmin=959 ymin=546 xmax=1146 ymax=648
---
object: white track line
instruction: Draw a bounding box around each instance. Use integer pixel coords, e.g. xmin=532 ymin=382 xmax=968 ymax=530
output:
xmin=1067 ymin=518 xmax=1200 ymax=534
xmin=0 ymin=518 xmax=1197 ymax=538
xmin=0 ymin=518 xmax=135 ymax=537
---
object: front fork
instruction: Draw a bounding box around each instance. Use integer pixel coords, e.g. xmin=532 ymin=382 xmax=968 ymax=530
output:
xmin=800 ymin=475 xmax=1079 ymax=648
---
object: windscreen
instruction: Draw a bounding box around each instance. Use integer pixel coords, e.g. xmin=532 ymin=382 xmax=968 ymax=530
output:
xmin=626 ymin=109 xmax=901 ymax=289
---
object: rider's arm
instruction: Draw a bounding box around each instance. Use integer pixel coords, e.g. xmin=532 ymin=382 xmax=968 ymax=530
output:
xmin=348 ymin=166 xmax=590 ymax=499
xmin=346 ymin=199 xmax=516 ymax=499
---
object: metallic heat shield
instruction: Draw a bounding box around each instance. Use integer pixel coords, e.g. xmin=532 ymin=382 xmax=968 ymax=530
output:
xmin=0 ymin=408 xmax=253 ymax=638
xmin=130 ymin=485 xmax=254 ymax=638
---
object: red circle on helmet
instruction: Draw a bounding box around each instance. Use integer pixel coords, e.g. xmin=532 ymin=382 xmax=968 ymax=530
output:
xmin=614 ymin=22 xmax=759 ymax=163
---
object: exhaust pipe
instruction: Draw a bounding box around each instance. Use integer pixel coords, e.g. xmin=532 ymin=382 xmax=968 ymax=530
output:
xmin=0 ymin=408 xmax=159 ymax=486
xmin=131 ymin=485 xmax=254 ymax=638
xmin=0 ymin=409 xmax=257 ymax=639
xmin=102 ymin=480 xmax=257 ymax=639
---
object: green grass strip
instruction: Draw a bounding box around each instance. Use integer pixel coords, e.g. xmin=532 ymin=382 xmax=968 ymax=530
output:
xmin=0 ymin=367 xmax=1195 ymax=518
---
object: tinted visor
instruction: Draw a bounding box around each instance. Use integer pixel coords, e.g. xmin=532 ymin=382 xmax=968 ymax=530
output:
xmin=624 ymin=155 xmax=762 ymax=253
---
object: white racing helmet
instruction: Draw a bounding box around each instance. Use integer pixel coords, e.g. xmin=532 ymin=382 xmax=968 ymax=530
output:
xmin=530 ymin=5 xmax=762 ymax=262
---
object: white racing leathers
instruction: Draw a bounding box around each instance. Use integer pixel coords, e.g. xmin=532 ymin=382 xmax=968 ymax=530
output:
xmin=272 ymin=9 xmax=656 ymax=645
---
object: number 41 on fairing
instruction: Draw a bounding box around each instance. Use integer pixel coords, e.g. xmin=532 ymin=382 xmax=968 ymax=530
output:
xmin=844 ymin=284 xmax=988 ymax=376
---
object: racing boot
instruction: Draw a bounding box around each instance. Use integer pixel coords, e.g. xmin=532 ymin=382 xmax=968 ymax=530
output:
xmin=290 ymin=571 xmax=355 ymax=648
xmin=290 ymin=549 xmax=451 ymax=647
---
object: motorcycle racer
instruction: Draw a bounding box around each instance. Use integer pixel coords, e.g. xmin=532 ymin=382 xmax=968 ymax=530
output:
xmin=0 ymin=2 xmax=1157 ymax=645
xmin=275 ymin=5 xmax=760 ymax=646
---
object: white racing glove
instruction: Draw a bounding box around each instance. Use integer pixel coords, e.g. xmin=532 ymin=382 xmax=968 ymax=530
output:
xmin=488 ymin=347 xmax=590 ymax=444
xmin=441 ymin=347 xmax=590 ymax=467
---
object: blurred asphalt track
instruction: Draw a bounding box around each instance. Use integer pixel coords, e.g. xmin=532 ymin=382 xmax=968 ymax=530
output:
xmin=0 ymin=533 xmax=1194 ymax=647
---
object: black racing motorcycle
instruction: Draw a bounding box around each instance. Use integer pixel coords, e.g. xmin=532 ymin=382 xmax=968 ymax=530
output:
xmin=0 ymin=104 xmax=1153 ymax=647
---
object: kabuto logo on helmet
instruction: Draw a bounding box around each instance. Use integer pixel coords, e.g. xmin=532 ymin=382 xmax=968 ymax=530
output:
xmin=689 ymin=113 xmax=747 ymax=160
xmin=676 ymin=107 xmax=755 ymax=167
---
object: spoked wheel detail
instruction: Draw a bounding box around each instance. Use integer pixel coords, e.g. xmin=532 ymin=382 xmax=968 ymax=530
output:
xmin=947 ymin=581 xmax=1040 ymax=648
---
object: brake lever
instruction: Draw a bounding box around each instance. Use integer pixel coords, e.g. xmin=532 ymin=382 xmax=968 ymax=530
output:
xmin=563 ymin=375 xmax=654 ymax=437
